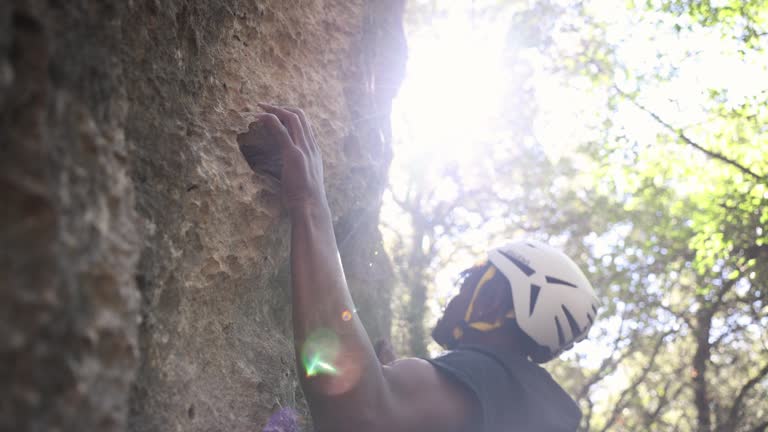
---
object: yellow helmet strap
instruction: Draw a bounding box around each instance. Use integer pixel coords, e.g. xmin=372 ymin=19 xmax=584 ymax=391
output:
xmin=451 ymin=265 xmax=516 ymax=342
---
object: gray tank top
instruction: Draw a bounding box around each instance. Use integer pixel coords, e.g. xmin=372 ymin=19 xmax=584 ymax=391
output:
xmin=426 ymin=346 xmax=581 ymax=432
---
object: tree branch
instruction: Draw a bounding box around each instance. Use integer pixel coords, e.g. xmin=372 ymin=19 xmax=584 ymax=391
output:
xmin=750 ymin=420 xmax=768 ymax=432
xmin=723 ymin=361 xmax=768 ymax=431
xmin=615 ymin=87 xmax=765 ymax=182
xmin=580 ymin=397 xmax=594 ymax=432
xmin=599 ymin=331 xmax=673 ymax=432
xmin=577 ymin=315 xmax=631 ymax=399
xmin=658 ymin=302 xmax=695 ymax=329
xmin=643 ymin=366 xmax=687 ymax=428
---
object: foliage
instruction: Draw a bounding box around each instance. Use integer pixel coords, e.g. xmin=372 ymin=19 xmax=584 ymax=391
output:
xmin=386 ymin=0 xmax=768 ymax=431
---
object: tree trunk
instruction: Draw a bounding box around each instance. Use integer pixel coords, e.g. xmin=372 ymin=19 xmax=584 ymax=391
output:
xmin=693 ymin=307 xmax=714 ymax=432
xmin=406 ymin=279 xmax=429 ymax=358
xmin=403 ymin=228 xmax=430 ymax=358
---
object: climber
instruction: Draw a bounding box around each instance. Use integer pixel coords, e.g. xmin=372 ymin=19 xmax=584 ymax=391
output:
xmin=237 ymin=103 xmax=600 ymax=432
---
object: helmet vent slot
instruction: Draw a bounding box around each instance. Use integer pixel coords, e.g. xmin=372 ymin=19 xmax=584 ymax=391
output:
xmin=561 ymin=305 xmax=582 ymax=337
xmin=529 ymin=284 xmax=541 ymax=316
xmin=555 ymin=316 xmax=565 ymax=346
xmin=545 ymin=275 xmax=578 ymax=288
xmin=498 ymin=250 xmax=535 ymax=276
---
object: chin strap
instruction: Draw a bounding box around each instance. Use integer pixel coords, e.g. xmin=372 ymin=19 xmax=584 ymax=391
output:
xmin=451 ymin=265 xmax=516 ymax=343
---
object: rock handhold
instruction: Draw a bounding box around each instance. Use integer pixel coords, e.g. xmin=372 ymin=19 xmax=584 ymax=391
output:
xmin=237 ymin=119 xmax=283 ymax=180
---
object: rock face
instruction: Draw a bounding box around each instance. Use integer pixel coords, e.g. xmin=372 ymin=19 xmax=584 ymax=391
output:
xmin=1 ymin=1 xmax=405 ymax=431
xmin=1 ymin=3 xmax=142 ymax=431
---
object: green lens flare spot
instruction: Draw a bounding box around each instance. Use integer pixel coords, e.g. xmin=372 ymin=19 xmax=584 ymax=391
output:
xmin=301 ymin=328 xmax=340 ymax=377
xmin=305 ymin=354 xmax=339 ymax=377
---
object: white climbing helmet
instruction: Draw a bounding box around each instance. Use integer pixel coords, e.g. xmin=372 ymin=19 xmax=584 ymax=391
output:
xmin=488 ymin=239 xmax=600 ymax=360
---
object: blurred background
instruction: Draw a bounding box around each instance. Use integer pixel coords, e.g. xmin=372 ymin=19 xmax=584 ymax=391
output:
xmin=380 ymin=0 xmax=768 ymax=430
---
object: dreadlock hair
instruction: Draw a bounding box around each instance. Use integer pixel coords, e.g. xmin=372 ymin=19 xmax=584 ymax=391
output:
xmin=435 ymin=261 xmax=552 ymax=363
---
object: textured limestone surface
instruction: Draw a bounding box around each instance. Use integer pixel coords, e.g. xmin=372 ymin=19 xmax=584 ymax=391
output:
xmin=1 ymin=2 xmax=141 ymax=431
xmin=1 ymin=0 xmax=405 ymax=431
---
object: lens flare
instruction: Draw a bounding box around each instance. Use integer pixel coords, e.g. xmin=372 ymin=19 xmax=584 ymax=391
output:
xmin=301 ymin=328 xmax=340 ymax=378
xmin=305 ymin=354 xmax=339 ymax=377
xmin=341 ymin=309 xmax=353 ymax=321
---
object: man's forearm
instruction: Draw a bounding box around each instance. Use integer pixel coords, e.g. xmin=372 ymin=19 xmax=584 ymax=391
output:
xmin=290 ymin=203 xmax=387 ymax=430
xmin=290 ymin=203 xmax=354 ymax=336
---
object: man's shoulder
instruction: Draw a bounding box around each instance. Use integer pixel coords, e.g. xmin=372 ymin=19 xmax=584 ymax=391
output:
xmin=381 ymin=357 xmax=480 ymax=432
xmin=427 ymin=346 xmax=582 ymax=432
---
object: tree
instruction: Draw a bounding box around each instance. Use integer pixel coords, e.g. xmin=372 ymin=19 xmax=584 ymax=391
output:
xmin=389 ymin=1 xmax=768 ymax=430
xmin=535 ymin=0 xmax=768 ymax=430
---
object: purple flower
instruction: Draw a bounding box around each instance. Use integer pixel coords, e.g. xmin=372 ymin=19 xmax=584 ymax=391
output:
xmin=263 ymin=408 xmax=300 ymax=432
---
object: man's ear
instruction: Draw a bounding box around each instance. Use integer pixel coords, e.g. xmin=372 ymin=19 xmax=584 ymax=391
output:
xmin=431 ymin=317 xmax=456 ymax=350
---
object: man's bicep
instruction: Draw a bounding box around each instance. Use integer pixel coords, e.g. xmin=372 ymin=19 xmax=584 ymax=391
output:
xmin=381 ymin=358 xmax=479 ymax=432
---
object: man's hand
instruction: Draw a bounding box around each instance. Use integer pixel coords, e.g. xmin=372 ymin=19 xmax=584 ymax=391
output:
xmin=255 ymin=103 xmax=328 ymax=213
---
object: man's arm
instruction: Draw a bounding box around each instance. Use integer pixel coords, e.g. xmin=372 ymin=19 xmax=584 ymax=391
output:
xmin=251 ymin=104 xmax=477 ymax=432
